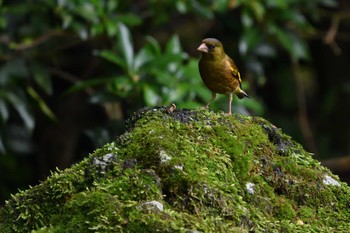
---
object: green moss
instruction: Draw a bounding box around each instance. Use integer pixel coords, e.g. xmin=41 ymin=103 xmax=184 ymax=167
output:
xmin=274 ymin=199 xmax=296 ymax=220
xmin=1 ymin=107 xmax=350 ymax=232
xmin=298 ymin=206 xmax=315 ymax=222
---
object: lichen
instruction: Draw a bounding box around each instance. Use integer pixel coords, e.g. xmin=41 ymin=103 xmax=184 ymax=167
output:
xmin=1 ymin=107 xmax=349 ymax=232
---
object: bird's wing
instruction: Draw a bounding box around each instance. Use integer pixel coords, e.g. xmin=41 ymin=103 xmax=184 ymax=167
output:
xmin=226 ymin=56 xmax=242 ymax=84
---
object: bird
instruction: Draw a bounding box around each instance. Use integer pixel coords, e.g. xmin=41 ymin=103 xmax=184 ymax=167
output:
xmin=197 ymin=38 xmax=249 ymax=115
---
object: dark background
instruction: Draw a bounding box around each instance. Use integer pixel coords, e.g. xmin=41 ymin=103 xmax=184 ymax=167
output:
xmin=1 ymin=0 xmax=350 ymax=203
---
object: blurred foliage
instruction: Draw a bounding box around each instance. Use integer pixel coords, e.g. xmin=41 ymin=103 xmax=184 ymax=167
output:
xmin=1 ymin=0 xmax=347 ymax=202
xmin=69 ymin=32 xmax=207 ymax=108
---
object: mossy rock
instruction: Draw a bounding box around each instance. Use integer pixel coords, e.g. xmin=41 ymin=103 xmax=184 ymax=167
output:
xmin=1 ymin=107 xmax=349 ymax=232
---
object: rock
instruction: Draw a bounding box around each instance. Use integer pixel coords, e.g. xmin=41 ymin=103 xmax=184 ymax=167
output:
xmin=246 ymin=182 xmax=255 ymax=194
xmin=323 ymin=175 xmax=341 ymax=186
xmin=140 ymin=200 xmax=164 ymax=212
xmin=1 ymin=107 xmax=350 ymax=232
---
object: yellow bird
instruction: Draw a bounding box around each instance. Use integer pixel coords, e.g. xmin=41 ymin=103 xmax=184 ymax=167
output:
xmin=197 ymin=38 xmax=249 ymax=115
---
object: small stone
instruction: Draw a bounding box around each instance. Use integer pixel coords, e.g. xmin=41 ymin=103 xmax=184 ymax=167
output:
xmin=185 ymin=230 xmax=202 ymax=233
xmin=296 ymin=219 xmax=304 ymax=225
xmin=141 ymin=201 xmax=164 ymax=212
xmin=246 ymin=182 xmax=255 ymax=194
xmin=174 ymin=165 xmax=184 ymax=170
xmin=159 ymin=150 xmax=172 ymax=164
xmin=122 ymin=159 xmax=137 ymax=170
xmin=323 ymin=175 xmax=340 ymax=187
xmin=143 ymin=169 xmax=161 ymax=186
xmin=85 ymin=153 xmax=118 ymax=181
xmin=90 ymin=153 xmax=117 ymax=173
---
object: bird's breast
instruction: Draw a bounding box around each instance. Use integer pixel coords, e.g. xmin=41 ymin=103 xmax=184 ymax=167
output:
xmin=199 ymin=58 xmax=239 ymax=94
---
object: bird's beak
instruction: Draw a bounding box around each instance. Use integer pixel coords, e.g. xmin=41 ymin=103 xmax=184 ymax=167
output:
xmin=197 ymin=43 xmax=208 ymax=53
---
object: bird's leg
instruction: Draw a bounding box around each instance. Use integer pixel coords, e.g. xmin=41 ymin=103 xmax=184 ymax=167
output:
xmin=227 ymin=93 xmax=233 ymax=115
xmin=204 ymin=92 xmax=216 ymax=109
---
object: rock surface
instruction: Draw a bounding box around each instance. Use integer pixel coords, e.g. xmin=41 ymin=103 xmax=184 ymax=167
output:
xmin=1 ymin=107 xmax=349 ymax=232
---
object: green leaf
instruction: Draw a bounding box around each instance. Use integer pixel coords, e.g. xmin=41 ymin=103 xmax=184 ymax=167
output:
xmin=241 ymin=97 xmax=264 ymax=115
xmin=190 ymin=0 xmax=214 ymax=19
xmin=6 ymin=91 xmax=34 ymax=131
xmin=108 ymin=75 xmax=133 ymax=98
xmin=27 ymin=87 xmax=57 ymax=121
xmin=250 ymin=0 xmax=265 ymax=21
xmin=290 ymin=35 xmax=310 ymax=61
xmin=0 ymin=59 xmax=29 ymax=85
xmin=273 ymin=26 xmax=310 ymax=61
xmin=165 ymin=35 xmax=182 ymax=54
xmin=166 ymin=82 xmax=189 ymax=102
xmin=213 ymin=0 xmax=233 ymax=12
xmin=32 ymin=64 xmax=52 ymax=95
xmin=61 ymin=13 xmax=73 ymax=29
xmin=239 ymin=27 xmax=261 ymax=55
xmin=90 ymin=23 xmax=105 ymax=37
xmin=181 ymin=59 xmax=201 ymax=81
xmin=196 ymin=85 xmax=213 ymax=104
xmin=143 ymin=85 xmax=160 ymax=106
xmin=78 ymin=2 xmax=99 ymax=23
xmin=241 ymin=8 xmax=254 ymax=28
xmin=0 ymin=99 xmax=9 ymax=122
xmin=254 ymin=43 xmax=276 ymax=57
xmin=0 ymin=136 xmax=5 ymax=153
xmin=176 ymin=1 xmax=187 ymax=13
xmin=106 ymin=0 xmax=118 ymax=13
xmin=145 ymin=36 xmax=161 ymax=55
xmin=246 ymin=58 xmax=265 ymax=76
xmin=64 ymin=76 xmax=116 ymax=95
xmin=164 ymin=35 xmax=187 ymax=73
xmin=116 ymin=13 xmax=142 ymax=26
xmin=319 ymin=0 xmax=338 ymax=8
xmin=266 ymin=0 xmax=287 ymax=9
xmin=105 ymin=19 xmax=119 ymax=37
xmin=178 ymin=101 xmax=202 ymax=109
xmin=134 ymin=46 xmax=155 ymax=72
xmin=117 ymin=23 xmax=134 ymax=72
xmin=77 ymin=27 xmax=89 ymax=40
xmin=99 ymin=50 xmax=125 ymax=68
xmin=151 ymin=53 xmax=184 ymax=71
xmin=273 ymin=26 xmax=293 ymax=54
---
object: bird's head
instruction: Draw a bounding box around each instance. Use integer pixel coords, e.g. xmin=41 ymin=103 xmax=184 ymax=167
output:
xmin=197 ymin=38 xmax=224 ymax=58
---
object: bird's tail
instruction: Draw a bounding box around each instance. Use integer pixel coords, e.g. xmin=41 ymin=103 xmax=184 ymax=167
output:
xmin=236 ymin=89 xmax=249 ymax=99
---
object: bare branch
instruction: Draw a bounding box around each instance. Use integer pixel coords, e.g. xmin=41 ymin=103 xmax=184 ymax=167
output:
xmin=13 ymin=31 xmax=67 ymax=50
xmin=324 ymin=14 xmax=342 ymax=55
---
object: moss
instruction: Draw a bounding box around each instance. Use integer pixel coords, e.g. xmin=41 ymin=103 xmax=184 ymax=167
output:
xmin=298 ymin=206 xmax=315 ymax=222
xmin=274 ymin=199 xmax=296 ymax=220
xmin=1 ymin=107 xmax=350 ymax=232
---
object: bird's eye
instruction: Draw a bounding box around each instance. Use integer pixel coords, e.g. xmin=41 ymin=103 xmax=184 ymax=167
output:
xmin=208 ymin=44 xmax=215 ymax=50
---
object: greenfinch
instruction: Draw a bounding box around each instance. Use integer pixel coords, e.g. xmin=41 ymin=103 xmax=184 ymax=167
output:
xmin=197 ymin=38 xmax=249 ymax=115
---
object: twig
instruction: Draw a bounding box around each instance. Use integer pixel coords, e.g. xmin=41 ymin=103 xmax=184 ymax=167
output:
xmin=49 ymin=67 xmax=94 ymax=95
xmin=323 ymin=14 xmax=341 ymax=55
xmin=12 ymin=31 xmax=67 ymax=50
